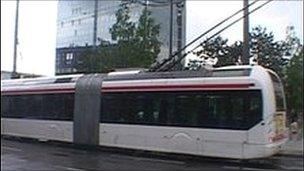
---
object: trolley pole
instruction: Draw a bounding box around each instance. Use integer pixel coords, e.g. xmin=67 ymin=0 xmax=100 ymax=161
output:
xmin=242 ymin=0 xmax=250 ymax=65
xmin=12 ymin=0 xmax=20 ymax=79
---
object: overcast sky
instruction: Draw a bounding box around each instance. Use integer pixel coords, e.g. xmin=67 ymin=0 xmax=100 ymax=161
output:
xmin=1 ymin=0 xmax=303 ymax=76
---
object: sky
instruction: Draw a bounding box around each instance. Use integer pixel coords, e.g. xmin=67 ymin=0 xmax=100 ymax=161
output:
xmin=1 ymin=0 xmax=303 ymax=76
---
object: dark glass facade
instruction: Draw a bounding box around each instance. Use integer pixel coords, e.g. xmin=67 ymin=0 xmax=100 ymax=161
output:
xmin=56 ymin=0 xmax=186 ymax=75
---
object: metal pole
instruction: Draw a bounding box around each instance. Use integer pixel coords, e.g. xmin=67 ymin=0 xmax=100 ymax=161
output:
xmin=243 ymin=0 xmax=250 ymax=65
xmin=176 ymin=1 xmax=183 ymax=70
xmin=93 ymin=0 xmax=98 ymax=49
xmin=169 ymin=0 xmax=173 ymax=59
xmin=92 ymin=0 xmax=98 ymax=72
xmin=12 ymin=0 xmax=20 ymax=78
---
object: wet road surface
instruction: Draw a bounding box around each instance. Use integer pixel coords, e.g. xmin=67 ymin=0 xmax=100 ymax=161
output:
xmin=1 ymin=138 xmax=303 ymax=171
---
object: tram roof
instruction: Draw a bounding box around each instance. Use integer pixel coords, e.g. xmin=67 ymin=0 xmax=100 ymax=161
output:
xmin=1 ymin=65 xmax=261 ymax=87
xmin=104 ymin=66 xmax=253 ymax=81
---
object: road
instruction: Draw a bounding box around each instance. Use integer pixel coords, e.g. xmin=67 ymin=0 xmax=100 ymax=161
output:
xmin=1 ymin=138 xmax=303 ymax=171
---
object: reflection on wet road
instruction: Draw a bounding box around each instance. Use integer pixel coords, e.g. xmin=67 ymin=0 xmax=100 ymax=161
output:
xmin=1 ymin=138 xmax=303 ymax=171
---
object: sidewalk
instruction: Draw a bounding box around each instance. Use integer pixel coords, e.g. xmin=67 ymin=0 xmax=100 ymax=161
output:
xmin=280 ymin=138 xmax=303 ymax=157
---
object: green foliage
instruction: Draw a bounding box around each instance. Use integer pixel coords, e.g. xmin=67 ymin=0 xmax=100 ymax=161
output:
xmin=78 ymin=1 xmax=161 ymax=72
xmin=188 ymin=26 xmax=290 ymax=78
xmin=76 ymin=46 xmax=118 ymax=73
xmin=284 ymin=48 xmax=303 ymax=121
xmin=186 ymin=59 xmax=204 ymax=71
xmin=185 ymin=36 xmax=242 ymax=70
xmin=109 ymin=2 xmax=136 ymax=42
xmin=133 ymin=7 xmax=161 ymax=67
xmin=109 ymin=3 xmax=161 ymax=69
xmin=250 ymin=26 xmax=289 ymax=78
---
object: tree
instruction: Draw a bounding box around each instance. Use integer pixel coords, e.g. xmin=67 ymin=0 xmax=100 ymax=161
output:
xmin=109 ymin=2 xmax=136 ymax=68
xmin=284 ymin=48 xmax=303 ymax=122
xmin=285 ymin=25 xmax=302 ymax=57
xmin=76 ymin=48 xmax=96 ymax=73
xmin=110 ymin=2 xmax=136 ymax=42
xmin=185 ymin=36 xmax=242 ymax=70
xmin=187 ymin=26 xmax=290 ymax=76
xmin=76 ymin=1 xmax=161 ymax=73
xmin=250 ymin=26 xmax=289 ymax=78
xmin=76 ymin=45 xmax=119 ymax=73
xmin=133 ymin=7 xmax=161 ymax=67
xmin=109 ymin=2 xmax=161 ymax=69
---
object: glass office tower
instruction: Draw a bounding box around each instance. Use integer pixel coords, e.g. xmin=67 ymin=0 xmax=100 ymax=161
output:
xmin=56 ymin=0 xmax=186 ymax=75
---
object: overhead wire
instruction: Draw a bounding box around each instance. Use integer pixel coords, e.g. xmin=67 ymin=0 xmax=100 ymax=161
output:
xmin=149 ymin=0 xmax=260 ymax=71
xmin=159 ymin=0 xmax=273 ymax=72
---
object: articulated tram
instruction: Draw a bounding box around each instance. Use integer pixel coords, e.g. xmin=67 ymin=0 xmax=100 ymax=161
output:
xmin=1 ymin=65 xmax=288 ymax=159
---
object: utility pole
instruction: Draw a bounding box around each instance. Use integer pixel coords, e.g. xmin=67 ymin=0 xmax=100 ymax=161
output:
xmin=242 ymin=0 xmax=250 ymax=65
xmin=92 ymin=0 xmax=98 ymax=72
xmin=176 ymin=1 xmax=183 ymax=70
xmin=169 ymin=0 xmax=173 ymax=60
xmin=12 ymin=0 xmax=20 ymax=79
xmin=93 ymin=0 xmax=98 ymax=50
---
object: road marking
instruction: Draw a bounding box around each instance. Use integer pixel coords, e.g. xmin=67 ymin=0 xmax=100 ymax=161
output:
xmin=1 ymin=146 xmax=22 ymax=152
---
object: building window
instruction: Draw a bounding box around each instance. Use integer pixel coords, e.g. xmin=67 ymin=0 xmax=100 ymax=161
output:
xmin=66 ymin=53 xmax=74 ymax=61
xmin=61 ymin=21 xmax=64 ymax=27
xmin=78 ymin=19 xmax=81 ymax=25
xmin=71 ymin=20 xmax=75 ymax=26
xmin=72 ymin=7 xmax=82 ymax=15
xmin=74 ymin=30 xmax=77 ymax=36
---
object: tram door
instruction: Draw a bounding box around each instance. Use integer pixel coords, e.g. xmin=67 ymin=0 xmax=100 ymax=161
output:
xmin=73 ymin=75 xmax=104 ymax=145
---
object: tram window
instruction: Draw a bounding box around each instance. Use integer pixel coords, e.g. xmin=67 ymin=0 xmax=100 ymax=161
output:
xmin=1 ymin=96 xmax=11 ymax=117
xmin=1 ymin=93 xmax=74 ymax=121
xmin=43 ymin=94 xmax=64 ymax=119
xmin=246 ymin=96 xmax=262 ymax=128
xmin=63 ymin=94 xmax=74 ymax=120
xmin=171 ymin=94 xmax=201 ymax=127
xmin=207 ymin=95 xmax=231 ymax=127
xmin=27 ymin=95 xmax=43 ymax=119
xmin=102 ymin=95 xmax=124 ymax=122
xmin=230 ymin=98 xmax=245 ymax=127
xmin=163 ymin=95 xmax=177 ymax=125
xmin=101 ymin=90 xmax=262 ymax=130
xmin=102 ymin=93 xmax=162 ymax=125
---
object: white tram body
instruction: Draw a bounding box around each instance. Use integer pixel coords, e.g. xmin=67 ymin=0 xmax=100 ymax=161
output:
xmin=1 ymin=65 xmax=288 ymax=159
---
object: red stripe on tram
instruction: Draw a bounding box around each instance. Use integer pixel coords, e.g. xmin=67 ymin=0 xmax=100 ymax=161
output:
xmin=1 ymin=83 xmax=255 ymax=95
xmin=101 ymin=83 xmax=254 ymax=92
